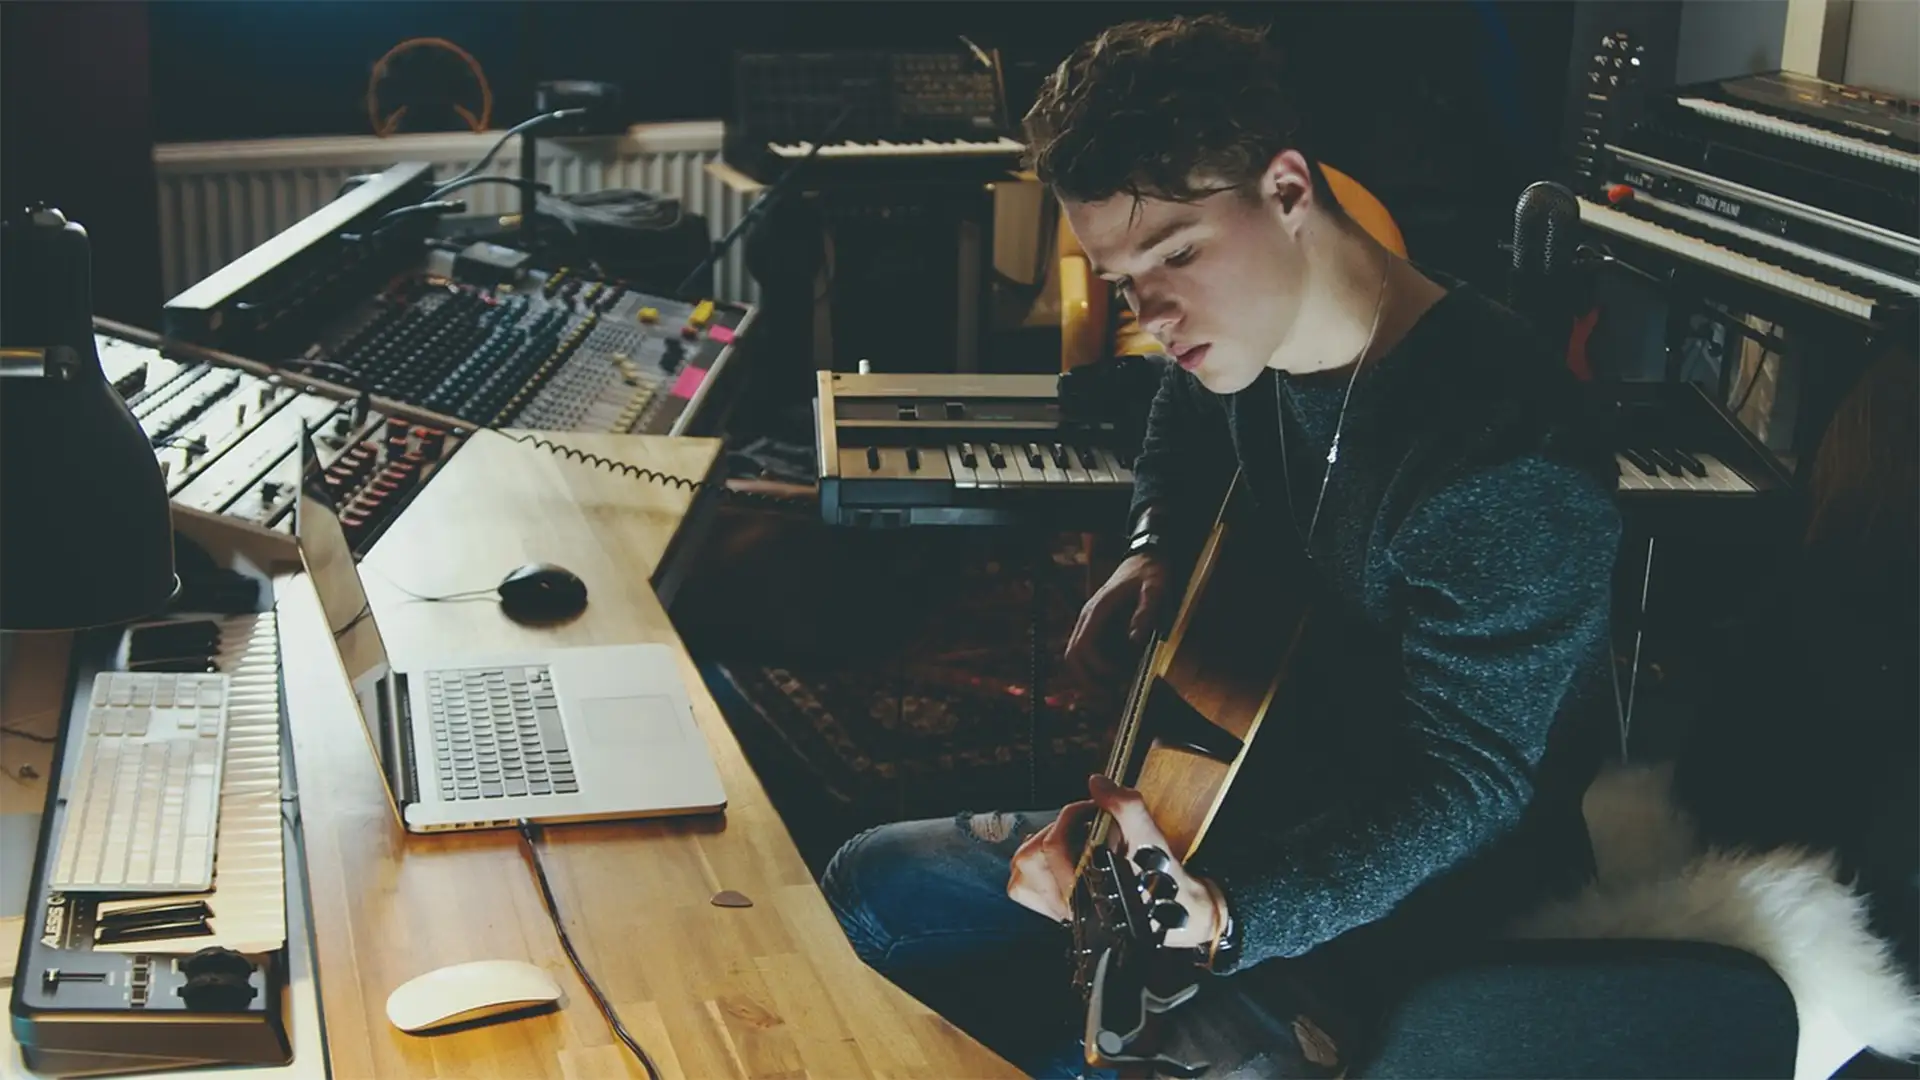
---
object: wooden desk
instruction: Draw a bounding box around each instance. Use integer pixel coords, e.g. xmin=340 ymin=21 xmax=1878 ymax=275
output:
xmin=280 ymin=430 xmax=1018 ymax=1079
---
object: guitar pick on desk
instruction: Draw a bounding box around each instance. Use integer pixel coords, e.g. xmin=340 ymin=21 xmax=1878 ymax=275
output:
xmin=710 ymin=891 xmax=753 ymax=908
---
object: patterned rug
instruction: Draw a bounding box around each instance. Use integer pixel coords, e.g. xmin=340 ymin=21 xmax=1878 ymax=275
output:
xmin=697 ymin=525 xmax=1120 ymax=842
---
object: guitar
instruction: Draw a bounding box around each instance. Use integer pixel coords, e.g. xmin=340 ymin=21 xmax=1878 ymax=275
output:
xmin=1068 ymin=471 xmax=1316 ymax=1077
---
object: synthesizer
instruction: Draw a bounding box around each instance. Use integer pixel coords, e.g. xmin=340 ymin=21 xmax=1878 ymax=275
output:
xmin=162 ymin=163 xmax=757 ymax=439
xmin=1580 ymin=70 xmax=1918 ymax=328
xmin=815 ymin=371 xmax=1134 ymax=528
xmin=1591 ymin=377 xmax=1793 ymax=539
xmin=97 ymin=319 xmax=458 ymax=553
xmin=725 ymin=50 xmax=1024 ymax=187
xmin=10 ymin=613 xmax=293 ymax=1076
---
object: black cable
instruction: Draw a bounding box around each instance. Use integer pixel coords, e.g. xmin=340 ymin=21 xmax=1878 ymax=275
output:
xmin=338 ymin=200 xmax=467 ymax=245
xmin=675 ymin=104 xmax=854 ymax=299
xmin=517 ymin=820 xmax=663 ymax=1080
xmin=495 ymin=431 xmax=815 ymax=512
xmin=362 ymin=562 xmax=497 ymax=604
xmin=421 ymin=174 xmax=553 ymax=207
xmin=431 ymin=109 xmax=588 ymax=201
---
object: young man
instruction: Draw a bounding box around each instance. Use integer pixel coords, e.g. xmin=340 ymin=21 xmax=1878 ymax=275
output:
xmin=821 ymin=15 xmax=1621 ymax=1077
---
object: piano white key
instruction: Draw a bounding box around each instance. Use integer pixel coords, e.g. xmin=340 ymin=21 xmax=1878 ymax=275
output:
xmin=1635 ymin=192 xmax=1920 ymax=300
xmin=946 ymin=444 xmax=982 ymax=489
xmin=1077 ymin=447 xmax=1116 ymax=485
xmin=1577 ymin=197 xmax=1875 ymax=319
xmin=1053 ymin=444 xmax=1093 ymax=485
xmin=1695 ymin=453 xmax=1755 ymax=493
xmin=1675 ymin=97 xmax=1920 ymax=172
xmin=1095 ymin=448 xmax=1135 ymax=487
xmin=980 ymin=442 xmax=1017 ymax=488
xmin=769 ymin=136 xmax=1025 ymax=159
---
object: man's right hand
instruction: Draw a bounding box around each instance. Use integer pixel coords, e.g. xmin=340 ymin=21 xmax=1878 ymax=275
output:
xmin=1065 ymin=553 xmax=1171 ymax=689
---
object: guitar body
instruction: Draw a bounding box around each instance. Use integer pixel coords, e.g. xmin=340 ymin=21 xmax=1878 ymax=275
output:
xmin=1124 ymin=472 xmax=1309 ymax=861
xmin=1072 ymin=473 xmax=1315 ymax=1075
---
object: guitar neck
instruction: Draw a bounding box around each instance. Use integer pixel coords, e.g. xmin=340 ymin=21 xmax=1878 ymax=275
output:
xmin=1076 ymin=630 xmax=1164 ymax=877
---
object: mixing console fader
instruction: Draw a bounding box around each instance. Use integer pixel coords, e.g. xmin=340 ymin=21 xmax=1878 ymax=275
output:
xmin=97 ymin=321 xmax=458 ymax=553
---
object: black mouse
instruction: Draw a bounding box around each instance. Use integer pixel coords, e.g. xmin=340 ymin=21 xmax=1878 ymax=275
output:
xmin=497 ymin=563 xmax=589 ymax=623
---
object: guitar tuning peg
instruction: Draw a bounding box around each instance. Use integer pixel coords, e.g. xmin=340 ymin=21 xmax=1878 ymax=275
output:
xmin=1133 ymin=846 xmax=1170 ymax=874
xmin=1139 ymin=870 xmax=1177 ymax=901
xmin=1150 ymin=901 xmax=1188 ymax=931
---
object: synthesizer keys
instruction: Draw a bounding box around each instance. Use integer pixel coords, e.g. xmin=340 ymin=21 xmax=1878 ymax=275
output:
xmin=816 ymin=371 xmax=1134 ymax=528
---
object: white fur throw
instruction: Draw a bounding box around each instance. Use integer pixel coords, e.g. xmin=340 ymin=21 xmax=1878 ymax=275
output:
xmin=1510 ymin=762 xmax=1920 ymax=1079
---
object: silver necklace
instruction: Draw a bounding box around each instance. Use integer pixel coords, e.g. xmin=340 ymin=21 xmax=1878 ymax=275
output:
xmin=1275 ymin=258 xmax=1391 ymax=549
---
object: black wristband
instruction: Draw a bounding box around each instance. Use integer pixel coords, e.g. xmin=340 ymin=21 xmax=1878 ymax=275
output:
xmin=1128 ymin=503 xmax=1166 ymax=543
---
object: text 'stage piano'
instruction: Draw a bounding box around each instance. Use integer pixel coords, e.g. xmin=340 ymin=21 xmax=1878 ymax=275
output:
xmin=724 ymin=50 xmax=1025 ymax=188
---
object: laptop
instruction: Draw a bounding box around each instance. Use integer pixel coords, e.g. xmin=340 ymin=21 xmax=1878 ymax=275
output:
xmin=292 ymin=431 xmax=726 ymax=832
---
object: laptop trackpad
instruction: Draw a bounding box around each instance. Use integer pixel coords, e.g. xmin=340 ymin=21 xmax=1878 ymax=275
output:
xmin=579 ymin=695 xmax=685 ymax=752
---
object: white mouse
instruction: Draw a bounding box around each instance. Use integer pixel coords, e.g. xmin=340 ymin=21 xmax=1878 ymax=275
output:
xmin=385 ymin=959 xmax=563 ymax=1034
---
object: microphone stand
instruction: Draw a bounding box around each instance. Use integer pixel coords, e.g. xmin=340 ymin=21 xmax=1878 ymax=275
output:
xmin=674 ymin=104 xmax=855 ymax=300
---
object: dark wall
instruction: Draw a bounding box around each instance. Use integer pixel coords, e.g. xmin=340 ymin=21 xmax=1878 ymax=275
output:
xmin=6 ymin=1 xmax=1579 ymax=320
xmin=146 ymin=0 xmax=1575 ymax=284
xmin=2 ymin=1 xmax=162 ymax=328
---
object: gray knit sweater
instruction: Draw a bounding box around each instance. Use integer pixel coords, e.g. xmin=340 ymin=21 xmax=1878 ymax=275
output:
xmin=1129 ymin=282 xmax=1622 ymax=973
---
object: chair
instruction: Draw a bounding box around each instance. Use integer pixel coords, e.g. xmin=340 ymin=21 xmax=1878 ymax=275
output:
xmin=1057 ymin=164 xmax=1408 ymax=372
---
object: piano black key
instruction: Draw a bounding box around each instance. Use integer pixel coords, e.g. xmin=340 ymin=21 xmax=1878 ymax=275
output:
xmin=1669 ymin=448 xmax=1709 ymax=477
xmin=1076 ymin=446 xmax=1099 ymax=470
xmin=1621 ymin=448 xmax=1660 ymax=476
xmin=959 ymin=442 xmax=979 ymax=469
xmin=1644 ymin=448 xmax=1683 ymax=475
xmin=987 ymin=444 xmax=1007 ymax=470
xmin=1026 ymin=443 xmax=1044 ymax=469
xmin=906 ymin=447 xmax=922 ymax=471
xmin=1050 ymin=443 xmax=1070 ymax=469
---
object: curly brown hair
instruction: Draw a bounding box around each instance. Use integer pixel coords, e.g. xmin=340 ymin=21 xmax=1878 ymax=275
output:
xmin=1022 ymin=14 xmax=1332 ymax=208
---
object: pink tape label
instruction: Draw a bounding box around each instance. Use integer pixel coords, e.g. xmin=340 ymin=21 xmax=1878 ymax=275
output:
xmin=708 ymin=325 xmax=735 ymax=345
xmin=671 ymin=365 xmax=708 ymax=399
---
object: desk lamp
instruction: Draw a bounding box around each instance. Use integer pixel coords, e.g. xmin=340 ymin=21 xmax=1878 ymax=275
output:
xmin=0 ymin=206 xmax=178 ymax=631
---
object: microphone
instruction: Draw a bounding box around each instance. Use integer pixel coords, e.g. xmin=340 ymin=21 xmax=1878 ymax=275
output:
xmin=1508 ymin=180 xmax=1580 ymax=356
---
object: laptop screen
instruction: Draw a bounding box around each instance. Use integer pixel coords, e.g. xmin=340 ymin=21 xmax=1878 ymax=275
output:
xmin=293 ymin=429 xmax=408 ymax=813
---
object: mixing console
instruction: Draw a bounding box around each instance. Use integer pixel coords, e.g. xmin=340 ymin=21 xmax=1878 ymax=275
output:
xmin=98 ymin=323 xmax=457 ymax=553
xmin=304 ymin=259 xmax=748 ymax=436
xmin=160 ymin=166 xmax=757 ymax=441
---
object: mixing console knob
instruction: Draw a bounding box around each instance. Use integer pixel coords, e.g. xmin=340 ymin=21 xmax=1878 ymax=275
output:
xmin=259 ymin=481 xmax=282 ymax=502
xmin=332 ymin=415 xmax=353 ymax=438
xmin=659 ymin=341 xmax=684 ymax=373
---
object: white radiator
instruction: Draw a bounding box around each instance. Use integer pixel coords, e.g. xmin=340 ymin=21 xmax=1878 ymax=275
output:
xmin=151 ymin=121 xmax=758 ymax=304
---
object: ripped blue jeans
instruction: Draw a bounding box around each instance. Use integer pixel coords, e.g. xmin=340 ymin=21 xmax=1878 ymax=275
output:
xmin=819 ymin=808 xmax=1102 ymax=1078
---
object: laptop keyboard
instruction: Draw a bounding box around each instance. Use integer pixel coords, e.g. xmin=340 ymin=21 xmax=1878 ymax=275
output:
xmin=426 ymin=666 xmax=576 ymax=800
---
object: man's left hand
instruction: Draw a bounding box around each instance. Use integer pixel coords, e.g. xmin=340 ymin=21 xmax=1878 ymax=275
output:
xmin=1088 ymin=773 xmax=1225 ymax=951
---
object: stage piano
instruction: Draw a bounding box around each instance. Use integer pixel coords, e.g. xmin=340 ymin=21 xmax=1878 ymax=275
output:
xmin=724 ymin=50 xmax=1025 ymax=188
xmin=1577 ymin=70 xmax=1918 ymax=329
